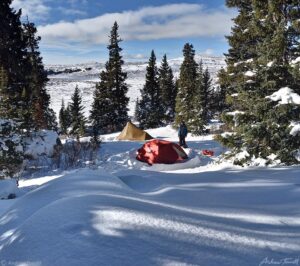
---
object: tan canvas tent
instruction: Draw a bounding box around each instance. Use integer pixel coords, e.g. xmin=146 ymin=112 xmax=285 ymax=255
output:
xmin=117 ymin=122 xmax=153 ymax=141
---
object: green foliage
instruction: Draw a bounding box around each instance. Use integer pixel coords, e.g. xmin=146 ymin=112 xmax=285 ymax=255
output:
xmin=218 ymin=0 xmax=300 ymax=165
xmin=70 ymin=86 xmax=86 ymax=136
xmin=90 ymin=22 xmax=129 ymax=133
xmin=0 ymin=3 xmax=56 ymax=131
xmin=0 ymin=119 xmax=24 ymax=178
xmin=136 ymin=50 xmax=164 ymax=129
xmin=59 ymin=99 xmax=68 ymax=134
xmin=158 ymin=54 xmax=176 ymax=124
xmin=175 ymin=45 xmax=212 ymax=135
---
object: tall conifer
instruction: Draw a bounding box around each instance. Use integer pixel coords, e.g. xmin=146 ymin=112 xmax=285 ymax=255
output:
xmin=218 ymin=0 xmax=300 ymax=164
xmin=136 ymin=50 xmax=163 ymax=129
xmin=158 ymin=54 xmax=176 ymax=124
xmin=90 ymin=22 xmax=129 ymax=133
xmin=70 ymin=86 xmax=86 ymax=136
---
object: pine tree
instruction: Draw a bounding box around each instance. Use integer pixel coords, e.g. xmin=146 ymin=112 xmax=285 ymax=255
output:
xmin=90 ymin=22 xmax=129 ymax=133
xmin=23 ymin=20 xmax=56 ymax=130
xmin=158 ymin=54 xmax=176 ymax=124
xmin=218 ymin=0 xmax=300 ymax=165
xmin=59 ymin=99 xmax=68 ymax=134
xmin=0 ymin=0 xmax=28 ymax=120
xmin=0 ymin=3 xmax=56 ymax=131
xmin=202 ymin=67 xmax=212 ymax=121
xmin=190 ymin=62 xmax=211 ymax=134
xmin=70 ymin=86 xmax=86 ymax=136
xmin=175 ymin=43 xmax=198 ymax=130
xmin=134 ymin=98 xmax=140 ymax=122
xmin=0 ymin=66 xmax=9 ymax=117
xmin=136 ymin=50 xmax=163 ymax=129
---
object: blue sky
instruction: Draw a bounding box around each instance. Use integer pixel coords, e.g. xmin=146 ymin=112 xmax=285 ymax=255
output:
xmin=12 ymin=0 xmax=235 ymax=64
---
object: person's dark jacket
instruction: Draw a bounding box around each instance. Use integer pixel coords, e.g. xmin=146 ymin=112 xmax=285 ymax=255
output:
xmin=178 ymin=123 xmax=188 ymax=137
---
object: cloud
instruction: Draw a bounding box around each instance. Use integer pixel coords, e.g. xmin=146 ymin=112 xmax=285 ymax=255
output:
xmin=12 ymin=0 xmax=51 ymax=20
xmin=38 ymin=3 xmax=234 ymax=45
xmin=124 ymin=53 xmax=147 ymax=60
xmin=57 ymin=7 xmax=87 ymax=16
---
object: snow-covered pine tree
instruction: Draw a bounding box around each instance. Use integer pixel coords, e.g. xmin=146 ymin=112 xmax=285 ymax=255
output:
xmin=0 ymin=66 xmax=23 ymax=177
xmin=217 ymin=0 xmax=300 ymax=165
xmin=90 ymin=22 xmax=129 ymax=133
xmin=136 ymin=50 xmax=163 ymax=129
xmin=134 ymin=98 xmax=140 ymax=122
xmin=189 ymin=61 xmax=205 ymax=134
xmin=175 ymin=43 xmax=209 ymax=134
xmin=158 ymin=54 xmax=176 ymax=124
xmin=70 ymin=86 xmax=86 ymax=136
xmin=203 ymin=67 xmax=212 ymax=121
xmin=0 ymin=119 xmax=24 ymax=178
xmin=190 ymin=62 xmax=212 ymax=134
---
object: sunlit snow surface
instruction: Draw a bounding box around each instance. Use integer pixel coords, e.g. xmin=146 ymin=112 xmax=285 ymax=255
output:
xmin=0 ymin=125 xmax=300 ymax=266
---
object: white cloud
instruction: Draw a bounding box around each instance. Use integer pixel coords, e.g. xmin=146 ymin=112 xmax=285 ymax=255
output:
xmin=38 ymin=3 xmax=234 ymax=45
xmin=12 ymin=0 xmax=51 ymax=20
xmin=57 ymin=7 xmax=87 ymax=16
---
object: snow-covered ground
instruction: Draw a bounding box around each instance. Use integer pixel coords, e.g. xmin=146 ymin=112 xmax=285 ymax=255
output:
xmin=46 ymin=55 xmax=225 ymax=118
xmin=0 ymin=126 xmax=299 ymax=266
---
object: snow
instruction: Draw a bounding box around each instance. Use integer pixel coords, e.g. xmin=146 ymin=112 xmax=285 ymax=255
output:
xmin=0 ymin=180 xmax=18 ymax=199
xmin=0 ymin=126 xmax=299 ymax=265
xmin=266 ymin=87 xmax=300 ymax=105
xmin=24 ymin=130 xmax=58 ymax=159
xmin=289 ymin=122 xmax=300 ymax=136
xmin=291 ymin=57 xmax=300 ymax=64
xmin=46 ymin=56 xmax=226 ymax=119
xmin=244 ymin=71 xmax=256 ymax=77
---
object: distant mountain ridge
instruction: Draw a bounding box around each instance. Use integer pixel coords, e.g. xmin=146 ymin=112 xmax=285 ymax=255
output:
xmin=46 ymin=55 xmax=225 ymax=118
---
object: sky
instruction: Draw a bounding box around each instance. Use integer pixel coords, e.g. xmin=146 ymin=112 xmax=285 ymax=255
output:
xmin=12 ymin=0 xmax=235 ymax=65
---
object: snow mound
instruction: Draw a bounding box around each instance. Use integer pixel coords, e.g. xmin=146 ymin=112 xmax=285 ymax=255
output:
xmin=0 ymin=180 xmax=18 ymax=199
xmin=290 ymin=122 xmax=300 ymax=136
xmin=266 ymin=87 xmax=300 ymax=105
xmin=24 ymin=130 xmax=58 ymax=159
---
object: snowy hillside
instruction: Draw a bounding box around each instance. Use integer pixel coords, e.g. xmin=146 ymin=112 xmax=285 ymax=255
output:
xmin=0 ymin=126 xmax=299 ymax=266
xmin=46 ymin=55 xmax=225 ymax=118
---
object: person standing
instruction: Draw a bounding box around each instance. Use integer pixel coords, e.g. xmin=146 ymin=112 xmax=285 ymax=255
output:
xmin=178 ymin=121 xmax=188 ymax=147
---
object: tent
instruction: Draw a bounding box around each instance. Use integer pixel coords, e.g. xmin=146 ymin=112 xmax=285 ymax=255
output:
xmin=117 ymin=121 xmax=153 ymax=141
xmin=136 ymin=139 xmax=188 ymax=165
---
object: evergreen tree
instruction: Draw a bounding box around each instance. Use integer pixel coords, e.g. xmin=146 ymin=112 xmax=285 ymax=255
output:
xmin=158 ymin=54 xmax=176 ymax=124
xmin=190 ymin=62 xmax=211 ymax=134
xmin=136 ymin=50 xmax=163 ymax=129
xmin=0 ymin=66 xmax=9 ymax=117
xmin=23 ymin=20 xmax=56 ymax=130
xmin=70 ymin=86 xmax=86 ymax=136
xmin=134 ymin=98 xmax=140 ymax=122
xmin=0 ymin=0 xmax=28 ymax=120
xmin=175 ymin=43 xmax=206 ymax=134
xmin=202 ymin=67 xmax=212 ymax=121
xmin=218 ymin=0 xmax=300 ymax=165
xmin=0 ymin=2 xmax=56 ymax=131
xmin=90 ymin=22 xmax=129 ymax=133
xmin=59 ymin=99 xmax=68 ymax=134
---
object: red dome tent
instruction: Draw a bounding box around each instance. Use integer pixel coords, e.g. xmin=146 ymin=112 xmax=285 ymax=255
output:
xmin=136 ymin=139 xmax=188 ymax=165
